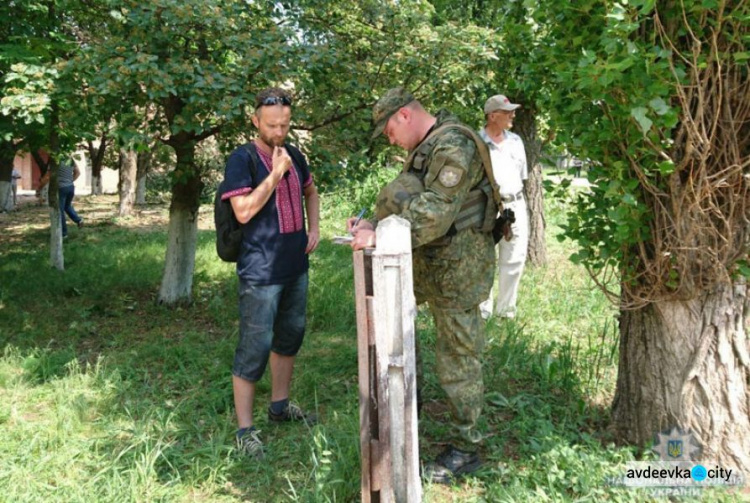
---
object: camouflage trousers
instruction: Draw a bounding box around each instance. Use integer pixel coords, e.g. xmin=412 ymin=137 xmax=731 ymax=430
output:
xmin=425 ymin=303 xmax=485 ymax=449
xmin=412 ymin=229 xmax=493 ymax=449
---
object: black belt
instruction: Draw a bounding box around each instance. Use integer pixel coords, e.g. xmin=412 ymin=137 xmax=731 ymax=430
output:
xmin=501 ymin=191 xmax=523 ymax=203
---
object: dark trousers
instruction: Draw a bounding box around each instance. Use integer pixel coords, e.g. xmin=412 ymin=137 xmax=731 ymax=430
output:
xmin=59 ymin=184 xmax=81 ymax=236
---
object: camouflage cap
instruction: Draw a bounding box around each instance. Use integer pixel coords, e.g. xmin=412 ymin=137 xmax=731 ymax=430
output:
xmin=372 ymin=87 xmax=415 ymax=139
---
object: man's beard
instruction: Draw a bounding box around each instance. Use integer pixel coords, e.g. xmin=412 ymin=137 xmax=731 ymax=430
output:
xmin=259 ymin=132 xmax=285 ymax=148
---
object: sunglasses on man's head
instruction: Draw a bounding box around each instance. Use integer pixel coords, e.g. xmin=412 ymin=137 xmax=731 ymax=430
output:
xmin=261 ymin=96 xmax=292 ymax=106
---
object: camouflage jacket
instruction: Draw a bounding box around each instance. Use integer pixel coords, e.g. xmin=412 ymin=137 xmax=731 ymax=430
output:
xmin=376 ymin=110 xmax=487 ymax=248
xmin=376 ymin=111 xmax=494 ymax=307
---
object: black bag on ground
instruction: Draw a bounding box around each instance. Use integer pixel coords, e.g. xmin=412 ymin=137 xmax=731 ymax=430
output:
xmin=214 ymin=142 xmax=307 ymax=262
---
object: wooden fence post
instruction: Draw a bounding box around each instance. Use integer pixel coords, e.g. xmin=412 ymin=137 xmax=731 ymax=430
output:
xmin=353 ymin=216 xmax=421 ymax=503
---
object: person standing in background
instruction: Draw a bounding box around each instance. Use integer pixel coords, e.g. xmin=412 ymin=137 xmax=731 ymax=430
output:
xmin=11 ymin=167 xmax=21 ymax=207
xmin=479 ymin=94 xmax=529 ymax=320
xmin=58 ymin=156 xmax=83 ymax=238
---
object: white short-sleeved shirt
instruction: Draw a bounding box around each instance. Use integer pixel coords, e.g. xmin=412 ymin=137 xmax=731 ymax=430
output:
xmin=479 ymin=128 xmax=527 ymax=196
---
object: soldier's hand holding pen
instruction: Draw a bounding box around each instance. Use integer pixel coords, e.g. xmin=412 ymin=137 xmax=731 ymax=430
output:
xmin=346 ymin=208 xmax=372 ymax=235
xmin=346 ymin=209 xmax=375 ymax=250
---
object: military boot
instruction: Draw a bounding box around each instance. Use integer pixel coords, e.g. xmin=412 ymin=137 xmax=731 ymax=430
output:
xmin=423 ymin=445 xmax=482 ymax=484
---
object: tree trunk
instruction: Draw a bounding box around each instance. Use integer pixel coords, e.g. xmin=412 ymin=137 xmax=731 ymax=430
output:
xmin=514 ymin=108 xmax=547 ymax=266
xmin=118 ymin=149 xmax=137 ymax=216
xmin=0 ymin=145 xmax=14 ymax=211
xmin=524 ymin=161 xmax=546 ymax=266
xmin=49 ymin=170 xmax=64 ymax=270
xmin=136 ymin=176 xmax=147 ymax=204
xmin=49 ymin=206 xmax=64 ymax=270
xmin=87 ymin=136 xmax=107 ymax=196
xmin=0 ymin=160 xmax=11 ymax=183
xmin=135 ymin=150 xmax=152 ymax=205
xmin=91 ymin=169 xmax=103 ymax=196
xmin=612 ymin=280 xmax=750 ymax=473
xmin=157 ymin=142 xmax=202 ymax=305
xmin=91 ymin=175 xmax=103 ymax=196
xmin=48 ymin=105 xmax=64 ymax=271
xmin=0 ymin=182 xmax=12 ymax=212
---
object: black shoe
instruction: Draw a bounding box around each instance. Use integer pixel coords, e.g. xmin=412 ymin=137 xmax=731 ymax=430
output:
xmin=423 ymin=445 xmax=481 ymax=484
xmin=236 ymin=428 xmax=265 ymax=459
xmin=268 ymin=402 xmax=318 ymax=426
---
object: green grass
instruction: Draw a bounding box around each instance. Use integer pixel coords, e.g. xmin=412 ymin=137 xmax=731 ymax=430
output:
xmin=0 ymin=191 xmax=745 ymax=502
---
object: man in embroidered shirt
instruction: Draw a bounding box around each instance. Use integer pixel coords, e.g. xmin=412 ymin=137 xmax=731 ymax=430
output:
xmin=221 ymin=87 xmax=320 ymax=458
xmin=478 ymin=94 xmax=529 ymax=320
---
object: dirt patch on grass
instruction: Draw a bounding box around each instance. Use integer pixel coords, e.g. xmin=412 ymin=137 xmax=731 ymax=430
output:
xmin=0 ymin=194 xmax=216 ymax=244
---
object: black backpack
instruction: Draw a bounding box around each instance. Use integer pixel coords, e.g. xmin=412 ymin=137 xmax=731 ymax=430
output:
xmin=214 ymin=142 xmax=306 ymax=262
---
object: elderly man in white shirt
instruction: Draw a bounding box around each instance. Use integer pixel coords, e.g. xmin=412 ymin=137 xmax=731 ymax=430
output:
xmin=479 ymin=94 xmax=529 ymax=319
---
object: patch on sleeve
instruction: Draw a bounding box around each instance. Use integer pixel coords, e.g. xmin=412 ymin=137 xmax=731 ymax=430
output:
xmin=438 ymin=166 xmax=463 ymax=188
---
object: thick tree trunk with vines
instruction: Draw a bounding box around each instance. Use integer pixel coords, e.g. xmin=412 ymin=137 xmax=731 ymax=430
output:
xmin=514 ymin=108 xmax=547 ymax=266
xmin=157 ymin=142 xmax=201 ymax=305
xmin=612 ymin=280 xmax=750 ymax=473
xmin=610 ymin=6 xmax=750 ymax=475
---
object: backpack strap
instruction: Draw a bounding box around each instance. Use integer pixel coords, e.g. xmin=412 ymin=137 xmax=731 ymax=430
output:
xmin=242 ymin=143 xmax=260 ymax=184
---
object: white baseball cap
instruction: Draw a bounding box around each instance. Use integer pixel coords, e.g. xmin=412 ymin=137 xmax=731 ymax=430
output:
xmin=484 ymin=94 xmax=521 ymax=114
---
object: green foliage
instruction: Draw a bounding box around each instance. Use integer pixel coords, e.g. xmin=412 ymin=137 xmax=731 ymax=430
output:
xmin=317 ymin=150 xmax=401 ymax=215
xmin=289 ymin=0 xmax=497 ymax=190
xmin=1 ymin=63 xmax=56 ymax=125
xmin=83 ymin=0 xmax=292 ymax=139
xmin=0 ymin=0 xmax=93 ymax=156
xmin=145 ymin=140 xmax=223 ymax=205
xmin=531 ymin=0 xmax=749 ymax=299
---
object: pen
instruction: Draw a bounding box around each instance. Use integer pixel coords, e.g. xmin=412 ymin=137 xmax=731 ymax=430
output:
xmin=351 ymin=208 xmax=367 ymax=233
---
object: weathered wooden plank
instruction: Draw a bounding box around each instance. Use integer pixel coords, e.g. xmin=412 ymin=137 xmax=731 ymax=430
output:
xmin=372 ymin=216 xmax=421 ymax=503
xmin=367 ymin=297 xmax=379 ymax=440
xmin=372 ymin=252 xmax=393 ymax=501
xmin=353 ymin=250 xmax=372 ymax=503
xmin=370 ymin=439 xmax=382 ymax=493
xmin=397 ymin=232 xmax=421 ymax=503
xmin=353 ymin=217 xmax=421 ymax=503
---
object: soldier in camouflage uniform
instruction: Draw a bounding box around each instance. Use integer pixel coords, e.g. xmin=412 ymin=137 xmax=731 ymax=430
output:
xmin=348 ymin=88 xmax=495 ymax=484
